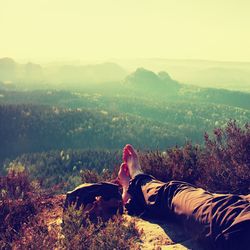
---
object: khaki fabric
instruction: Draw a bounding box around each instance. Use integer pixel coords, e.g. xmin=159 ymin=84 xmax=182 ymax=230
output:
xmin=126 ymin=174 xmax=250 ymax=250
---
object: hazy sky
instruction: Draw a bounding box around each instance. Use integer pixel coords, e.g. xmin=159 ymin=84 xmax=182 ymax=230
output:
xmin=1 ymin=0 xmax=250 ymax=62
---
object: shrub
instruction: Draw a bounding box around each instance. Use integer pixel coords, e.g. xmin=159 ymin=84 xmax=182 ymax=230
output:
xmin=140 ymin=121 xmax=249 ymax=194
xmin=80 ymin=167 xmax=119 ymax=184
xmin=0 ymin=166 xmax=31 ymax=200
xmin=0 ymin=168 xmax=37 ymax=248
xmin=14 ymin=218 xmax=59 ymax=250
xmin=61 ymin=204 xmax=142 ymax=250
xmin=198 ymin=121 xmax=250 ymax=194
xmin=80 ymin=169 xmax=105 ymax=183
xmin=93 ymin=215 xmax=141 ymax=250
xmin=140 ymin=143 xmax=199 ymax=183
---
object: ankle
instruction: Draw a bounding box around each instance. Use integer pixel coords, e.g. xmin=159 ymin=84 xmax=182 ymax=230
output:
xmin=122 ymin=188 xmax=130 ymax=204
xmin=131 ymin=169 xmax=143 ymax=179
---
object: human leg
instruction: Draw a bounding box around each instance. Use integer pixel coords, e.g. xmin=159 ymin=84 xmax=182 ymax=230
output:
xmin=121 ymin=144 xmax=250 ymax=249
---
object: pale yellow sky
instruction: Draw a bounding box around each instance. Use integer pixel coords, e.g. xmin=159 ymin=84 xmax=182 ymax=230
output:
xmin=1 ymin=0 xmax=250 ymax=62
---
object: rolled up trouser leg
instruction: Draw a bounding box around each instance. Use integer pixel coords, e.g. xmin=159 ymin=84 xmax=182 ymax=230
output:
xmin=126 ymin=174 xmax=250 ymax=249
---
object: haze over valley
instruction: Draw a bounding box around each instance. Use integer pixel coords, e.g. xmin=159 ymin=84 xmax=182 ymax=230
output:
xmin=1 ymin=57 xmax=250 ymax=165
xmin=1 ymin=57 xmax=250 ymax=92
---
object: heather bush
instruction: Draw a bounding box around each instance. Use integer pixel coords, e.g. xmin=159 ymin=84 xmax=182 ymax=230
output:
xmin=0 ymin=167 xmax=37 ymax=248
xmin=61 ymin=204 xmax=142 ymax=250
xmin=0 ymin=165 xmax=31 ymax=200
xmin=197 ymin=121 xmax=250 ymax=194
xmin=140 ymin=150 xmax=171 ymax=182
xmin=80 ymin=169 xmax=107 ymax=183
xmin=80 ymin=166 xmax=120 ymax=184
xmin=14 ymin=218 xmax=59 ymax=250
xmin=140 ymin=143 xmax=199 ymax=183
xmin=140 ymin=121 xmax=249 ymax=194
xmin=61 ymin=204 xmax=97 ymax=249
xmin=0 ymin=200 xmax=36 ymax=249
xmin=93 ymin=215 xmax=141 ymax=250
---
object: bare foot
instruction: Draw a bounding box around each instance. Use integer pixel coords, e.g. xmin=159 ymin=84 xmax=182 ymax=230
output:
xmin=118 ymin=163 xmax=131 ymax=204
xmin=118 ymin=163 xmax=130 ymax=189
xmin=122 ymin=144 xmax=143 ymax=178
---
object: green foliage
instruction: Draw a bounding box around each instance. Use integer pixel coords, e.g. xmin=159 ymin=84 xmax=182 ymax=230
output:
xmin=8 ymin=149 xmax=121 ymax=191
xmin=3 ymin=121 xmax=249 ymax=195
xmin=0 ymin=103 xmax=187 ymax=162
xmin=1 ymin=88 xmax=249 ymax=164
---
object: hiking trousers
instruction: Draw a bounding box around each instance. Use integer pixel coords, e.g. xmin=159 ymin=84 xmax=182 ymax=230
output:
xmin=126 ymin=174 xmax=250 ymax=250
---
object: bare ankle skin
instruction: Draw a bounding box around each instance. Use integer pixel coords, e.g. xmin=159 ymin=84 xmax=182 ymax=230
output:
xmin=122 ymin=187 xmax=131 ymax=204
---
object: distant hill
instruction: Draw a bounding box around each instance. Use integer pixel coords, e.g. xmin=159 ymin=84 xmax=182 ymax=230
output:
xmin=1 ymin=58 xmax=250 ymax=109
xmin=115 ymin=58 xmax=250 ymax=92
xmin=0 ymin=58 xmax=45 ymax=84
xmin=123 ymin=68 xmax=250 ymax=109
xmin=2 ymin=57 xmax=250 ymax=93
xmin=125 ymin=68 xmax=180 ymax=94
xmin=0 ymin=58 xmax=127 ymax=87
xmin=0 ymin=57 xmax=18 ymax=82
